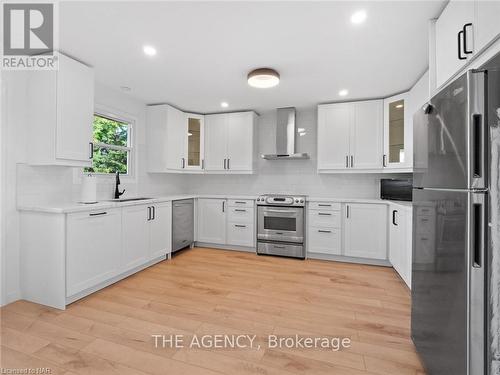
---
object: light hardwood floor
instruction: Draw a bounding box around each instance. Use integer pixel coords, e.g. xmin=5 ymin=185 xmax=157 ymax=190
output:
xmin=1 ymin=247 xmax=425 ymax=375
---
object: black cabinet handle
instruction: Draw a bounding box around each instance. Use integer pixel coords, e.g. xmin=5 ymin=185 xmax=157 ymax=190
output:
xmin=235 ymin=201 xmax=246 ymax=204
xmin=463 ymin=23 xmax=473 ymax=54
xmin=318 ymin=212 xmax=332 ymax=216
xmin=235 ymin=224 xmax=246 ymax=228
xmin=201 ymin=159 xmax=204 ymax=169
xmin=235 ymin=209 xmax=247 ymax=212
xmin=458 ymin=30 xmax=466 ymax=60
xmin=89 ymin=211 xmax=107 ymax=216
xmin=350 ymin=155 xmax=354 ymax=168
xmin=345 ymin=155 xmax=349 ymax=168
xmin=318 ymin=230 xmax=331 ymax=233
xmin=346 ymin=205 xmax=350 ymax=218
xmin=222 ymin=201 xmax=225 ymax=213
xmin=89 ymin=142 xmax=94 ymax=159
xmin=392 ymin=210 xmax=398 ymax=226
xmin=227 ymin=158 xmax=230 ymax=170
xmin=472 ymin=114 xmax=483 ymax=178
xmin=152 ymin=206 xmax=155 ymax=220
xmin=223 ymin=159 xmax=226 ymax=170
xmin=383 ymin=154 xmax=387 ymax=167
xmin=147 ymin=206 xmax=151 ymax=221
xmin=318 ymin=204 xmax=331 ymax=207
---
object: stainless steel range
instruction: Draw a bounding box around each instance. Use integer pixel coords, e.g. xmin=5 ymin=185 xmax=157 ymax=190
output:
xmin=256 ymin=194 xmax=306 ymax=259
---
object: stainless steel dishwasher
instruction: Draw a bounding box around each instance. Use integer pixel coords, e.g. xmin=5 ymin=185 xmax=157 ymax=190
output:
xmin=172 ymin=199 xmax=194 ymax=252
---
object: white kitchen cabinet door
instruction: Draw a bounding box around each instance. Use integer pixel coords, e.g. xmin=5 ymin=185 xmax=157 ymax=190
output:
xmin=56 ymin=54 xmax=94 ymax=163
xmin=226 ymin=112 xmax=255 ymax=172
xmin=226 ymin=222 xmax=254 ymax=247
xmin=204 ymin=114 xmax=228 ymax=171
xmin=308 ymin=228 xmax=341 ymax=255
xmin=383 ymin=92 xmax=412 ymax=170
xmin=197 ymin=199 xmax=226 ymax=244
xmin=344 ymin=203 xmax=387 ymax=260
xmin=351 ymin=100 xmax=383 ymax=170
xmin=166 ymin=107 xmax=187 ymax=171
xmin=317 ymin=103 xmax=351 ymax=170
xmin=389 ymin=205 xmax=412 ymax=288
xmin=149 ymin=202 xmax=172 ymax=259
xmin=185 ymin=113 xmax=204 ymax=170
xmin=474 ymin=1 xmax=500 ymax=54
xmin=122 ymin=205 xmax=150 ymax=272
xmin=435 ymin=0 xmax=475 ymax=88
xmin=66 ymin=209 xmax=121 ymax=297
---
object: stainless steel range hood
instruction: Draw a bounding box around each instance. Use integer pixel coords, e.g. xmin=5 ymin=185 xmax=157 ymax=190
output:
xmin=261 ymin=107 xmax=310 ymax=160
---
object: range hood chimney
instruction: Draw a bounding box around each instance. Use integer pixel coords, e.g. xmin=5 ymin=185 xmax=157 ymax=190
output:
xmin=261 ymin=107 xmax=310 ymax=160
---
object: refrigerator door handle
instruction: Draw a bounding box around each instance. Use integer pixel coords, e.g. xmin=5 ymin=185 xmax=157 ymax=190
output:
xmin=471 ymin=193 xmax=485 ymax=268
xmin=469 ymin=70 xmax=486 ymax=189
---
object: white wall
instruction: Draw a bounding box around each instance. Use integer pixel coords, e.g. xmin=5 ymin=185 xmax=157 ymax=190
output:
xmin=184 ymin=108 xmax=410 ymax=197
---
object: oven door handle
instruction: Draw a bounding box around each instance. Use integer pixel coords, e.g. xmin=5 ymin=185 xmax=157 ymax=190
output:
xmin=263 ymin=209 xmax=300 ymax=214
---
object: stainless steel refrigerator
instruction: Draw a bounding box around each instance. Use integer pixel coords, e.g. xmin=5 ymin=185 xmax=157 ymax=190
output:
xmin=412 ymin=59 xmax=500 ymax=375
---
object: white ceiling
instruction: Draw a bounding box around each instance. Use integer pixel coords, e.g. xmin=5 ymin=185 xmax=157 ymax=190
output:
xmin=60 ymin=1 xmax=445 ymax=113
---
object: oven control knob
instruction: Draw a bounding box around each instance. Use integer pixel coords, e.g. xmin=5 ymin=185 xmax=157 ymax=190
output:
xmin=295 ymin=199 xmax=299 ymax=203
xmin=300 ymin=199 xmax=304 ymax=203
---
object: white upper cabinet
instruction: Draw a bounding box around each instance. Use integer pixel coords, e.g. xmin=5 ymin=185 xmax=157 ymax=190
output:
xmin=204 ymin=111 xmax=256 ymax=173
xmin=185 ymin=113 xmax=205 ymax=171
xmin=433 ymin=0 xmax=500 ymax=90
xmin=474 ymin=1 xmax=500 ymax=54
xmin=383 ymin=92 xmax=412 ymax=171
xmin=317 ymin=100 xmax=383 ymax=172
xmin=435 ymin=0 xmax=474 ymax=88
xmin=204 ymin=114 xmax=228 ymax=171
xmin=351 ymin=101 xmax=383 ymax=170
xmin=343 ymin=203 xmax=388 ymax=260
xmin=317 ymin=103 xmax=351 ymax=170
xmin=146 ymin=106 xmax=204 ymax=172
xmin=27 ymin=54 xmax=94 ymax=167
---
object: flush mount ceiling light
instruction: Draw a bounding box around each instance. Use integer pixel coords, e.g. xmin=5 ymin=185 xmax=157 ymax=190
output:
xmin=338 ymin=89 xmax=349 ymax=97
xmin=247 ymin=68 xmax=280 ymax=88
xmin=143 ymin=45 xmax=157 ymax=56
xmin=221 ymin=102 xmax=229 ymax=108
xmin=350 ymin=10 xmax=367 ymax=24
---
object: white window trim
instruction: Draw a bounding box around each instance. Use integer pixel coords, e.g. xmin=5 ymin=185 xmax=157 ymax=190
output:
xmin=79 ymin=104 xmax=138 ymax=183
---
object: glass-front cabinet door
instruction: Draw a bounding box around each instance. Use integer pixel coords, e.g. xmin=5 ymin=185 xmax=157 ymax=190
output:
xmin=185 ymin=113 xmax=204 ymax=170
xmin=383 ymin=92 xmax=411 ymax=170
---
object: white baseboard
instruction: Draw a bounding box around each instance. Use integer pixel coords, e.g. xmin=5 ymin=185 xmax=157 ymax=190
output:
xmin=1 ymin=290 xmax=21 ymax=307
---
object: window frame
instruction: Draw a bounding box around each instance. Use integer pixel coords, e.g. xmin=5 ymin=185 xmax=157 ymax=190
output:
xmin=83 ymin=105 xmax=136 ymax=179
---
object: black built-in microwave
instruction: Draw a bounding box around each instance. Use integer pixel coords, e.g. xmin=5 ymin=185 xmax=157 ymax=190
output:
xmin=380 ymin=178 xmax=413 ymax=201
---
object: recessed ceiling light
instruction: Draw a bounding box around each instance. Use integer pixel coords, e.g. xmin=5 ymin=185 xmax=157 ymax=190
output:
xmin=247 ymin=68 xmax=280 ymax=88
xmin=395 ymin=104 xmax=404 ymax=109
xmin=350 ymin=10 xmax=367 ymax=24
xmin=143 ymin=45 xmax=157 ymax=56
xmin=338 ymin=89 xmax=349 ymax=97
xmin=120 ymin=86 xmax=131 ymax=92
xmin=221 ymin=102 xmax=229 ymax=108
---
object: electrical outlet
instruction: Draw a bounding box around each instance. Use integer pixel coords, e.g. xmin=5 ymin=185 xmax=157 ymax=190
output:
xmin=492 ymin=360 xmax=500 ymax=375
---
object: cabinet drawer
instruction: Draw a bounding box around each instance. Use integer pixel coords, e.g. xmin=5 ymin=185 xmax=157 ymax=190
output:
xmin=308 ymin=228 xmax=341 ymax=255
xmin=309 ymin=202 xmax=341 ymax=211
xmin=308 ymin=210 xmax=340 ymax=228
xmin=228 ymin=199 xmax=254 ymax=208
xmin=227 ymin=207 xmax=254 ymax=223
xmin=227 ymin=222 xmax=254 ymax=247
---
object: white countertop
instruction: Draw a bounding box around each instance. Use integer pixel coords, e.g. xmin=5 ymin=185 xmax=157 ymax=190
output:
xmin=18 ymin=194 xmax=412 ymax=214
xmin=17 ymin=194 xmax=258 ymax=214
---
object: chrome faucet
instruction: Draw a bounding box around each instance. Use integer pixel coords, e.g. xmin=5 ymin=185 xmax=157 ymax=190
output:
xmin=114 ymin=172 xmax=125 ymax=199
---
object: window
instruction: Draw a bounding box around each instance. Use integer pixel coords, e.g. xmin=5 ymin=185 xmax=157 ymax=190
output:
xmin=85 ymin=114 xmax=133 ymax=175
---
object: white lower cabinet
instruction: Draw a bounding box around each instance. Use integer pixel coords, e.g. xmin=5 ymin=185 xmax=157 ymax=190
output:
xmin=197 ymin=198 xmax=255 ymax=248
xmin=343 ymin=203 xmax=388 ymax=260
xmin=389 ymin=204 xmax=412 ymax=288
xmin=197 ymin=199 xmax=227 ymax=243
xmin=308 ymin=204 xmax=341 ymax=255
xmin=66 ymin=209 xmax=122 ymax=297
xmin=149 ymin=202 xmax=173 ymax=258
xmin=122 ymin=205 xmax=150 ymax=271
xmin=122 ymin=202 xmax=172 ymax=271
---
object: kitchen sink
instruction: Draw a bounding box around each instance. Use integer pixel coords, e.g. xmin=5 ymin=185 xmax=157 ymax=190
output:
xmin=107 ymin=197 xmax=152 ymax=202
